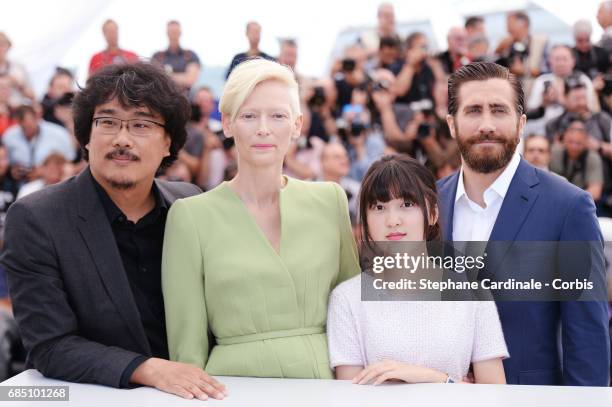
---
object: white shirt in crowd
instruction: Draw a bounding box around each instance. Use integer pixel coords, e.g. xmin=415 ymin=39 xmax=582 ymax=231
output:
xmin=452 ymin=152 xmax=521 ymax=242
xmin=16 ymin=179 xmax=45 ymax=200
xmin=527 ymin=72 xmax=598 ymax=113
xmin=327 ymin=275 xmax=509 ymax=380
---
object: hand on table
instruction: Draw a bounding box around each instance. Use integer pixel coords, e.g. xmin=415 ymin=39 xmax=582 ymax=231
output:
xmin=352 ymin=359 xmax=447 ymax=385
xmin=131 ymin=358 xmax=228 ymax=400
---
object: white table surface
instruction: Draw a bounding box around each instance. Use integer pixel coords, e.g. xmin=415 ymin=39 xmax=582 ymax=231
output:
xmin=1 ymin=369 xmax=611 ymax=407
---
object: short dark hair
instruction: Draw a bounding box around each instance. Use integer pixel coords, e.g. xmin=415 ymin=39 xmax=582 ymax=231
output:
xmin=448 ymin=62 xmax=524 ymax=116
xmin=280 ymin=38 xmax=297 ymax=48
xmin=379 ymin=36 xmax=400 ymax=50
xmin=465 ymin=16 xmax=484 ymax=30
xmin=524 ymin=134 xmax=550 ymax=150
xmin=15 ymin=105 xmax=36 ymax=121
xmin=359 ymin=154 xmax=441 ymax=248
xmin=72 ymin=62 xmax=190 ymax=168
xmin=49 ymin=67 xmax=74 ymax=87
xmin=509 ymin=11 xmax=530 ymax=26
xmin=560 ymin=114 xmax=587 ymax=136
xmin=564 ymin=74 xmax=586 ymax=95
xmin=406 ymin=32 xmax=426 ymax=49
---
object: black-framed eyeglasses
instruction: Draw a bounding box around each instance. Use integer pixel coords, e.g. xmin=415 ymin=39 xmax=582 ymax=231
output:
xmin=92 ymin=116 xmax=166 ymax=137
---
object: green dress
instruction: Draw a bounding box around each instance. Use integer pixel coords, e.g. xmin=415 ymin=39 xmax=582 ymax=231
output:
xmin=162 ymin=177 xmax=360 ymax=378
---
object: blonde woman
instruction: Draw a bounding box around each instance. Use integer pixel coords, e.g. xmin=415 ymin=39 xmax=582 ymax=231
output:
xmin=162 ymin=59 xmax=360 ymax=387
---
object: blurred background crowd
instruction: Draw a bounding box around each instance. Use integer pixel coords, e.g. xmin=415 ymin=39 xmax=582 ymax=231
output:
xmin=1 ymin=0 xmax=612 ymax=380
xmin=1 ymin=3 xmax=611 ymax=226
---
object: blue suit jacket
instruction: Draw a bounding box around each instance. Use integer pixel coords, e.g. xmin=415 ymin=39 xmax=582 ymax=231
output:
xmin=437 ymin=158 xmax=610 ymax=386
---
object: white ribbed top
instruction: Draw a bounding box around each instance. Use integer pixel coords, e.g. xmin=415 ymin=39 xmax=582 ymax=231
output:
xmin=327 ymin=275 xmax=509 ymax=380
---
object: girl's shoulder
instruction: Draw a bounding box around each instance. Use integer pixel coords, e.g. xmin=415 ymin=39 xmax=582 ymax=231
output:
xmin=331 ymin=274 xmax=362 ymax=301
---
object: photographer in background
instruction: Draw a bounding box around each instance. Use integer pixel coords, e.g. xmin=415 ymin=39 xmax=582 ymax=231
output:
xmin=331 ymin=45 xmax=369 ymax=118
xmin=40 ymin=68 xmax=75 ymax=126
xmin=526 ymin=45 xmax=599 ymax=136
xmin=547 ymin=78 xmax=612 ymax=215
xmin=573 ymin=19 xmax=610 ymax=80
xmin=436 ymin=26 xmax=470 ymax=75
xmin=468 ymin=35 xmax=494 ymax=63
xmin=365 ymin=36 xmax=403 ymax=76
xmin=334 ymin=85 xmax=385 ymax=182
xmin=338 ymin=116 xmax=385 ymax=182
xmin=284 ymin=78 xmax=337 ymax=180
xmin=393 ymin=32 xmax=445 ymax=106
xmin=546 ymin=78 xmax=612 ymax=143
xmin=495 ymin=10 xmax=549 ymax=93
xmin=187 ymin=86 xmax=226 ymax=189
xmin=572 ymin=18 xmax=612 ymax=117
xmin=372 ymin=86 xmax=459 ymax=178
xmin=550 ymin=118 xmax=604 ymax=203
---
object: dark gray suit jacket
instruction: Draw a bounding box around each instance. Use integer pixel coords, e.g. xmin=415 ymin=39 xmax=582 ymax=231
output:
xmin=0 ymin=167 xmax=201 ymax=387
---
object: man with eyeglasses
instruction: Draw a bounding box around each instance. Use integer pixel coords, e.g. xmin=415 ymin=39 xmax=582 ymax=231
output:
xmin=0 ymin=63 xmax=228 ymax=400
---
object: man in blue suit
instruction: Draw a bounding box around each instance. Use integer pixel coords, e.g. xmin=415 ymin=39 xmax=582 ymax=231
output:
xmin=437 ymin=62 xmax=610 ymax=385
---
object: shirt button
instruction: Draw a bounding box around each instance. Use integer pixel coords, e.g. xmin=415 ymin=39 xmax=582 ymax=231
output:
xmin=141 ymin=267 xmax=147 ymax=273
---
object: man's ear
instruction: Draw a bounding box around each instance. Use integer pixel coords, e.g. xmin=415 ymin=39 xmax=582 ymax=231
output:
xmin=446 ymin=114 xmax=456 ymax=140
xmin=518 ymin=113 xmax=527 ymax=138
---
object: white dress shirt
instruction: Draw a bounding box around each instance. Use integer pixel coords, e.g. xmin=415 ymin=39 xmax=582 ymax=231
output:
xmin=452 ymin=153 xmax=521 ymax=242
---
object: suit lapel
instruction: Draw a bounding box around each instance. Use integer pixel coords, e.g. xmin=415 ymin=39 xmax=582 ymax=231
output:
xmin=438 ymin=171 xmax=459 ymax=241
xmin=74 ymin=168 xmax=152 ymax=355
xmin=486 ymin=159 xmax=540 ymax=271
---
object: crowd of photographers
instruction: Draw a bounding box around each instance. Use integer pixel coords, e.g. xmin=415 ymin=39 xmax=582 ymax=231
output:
xmin=1 ymin=0 xmax=612 ymax=380
xmin=2 ymin=4 xmax=612 ymax=226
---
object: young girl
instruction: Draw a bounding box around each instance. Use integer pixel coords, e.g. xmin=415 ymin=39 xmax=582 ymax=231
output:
xmin=327 ymin=155 xmax=508 ymax=384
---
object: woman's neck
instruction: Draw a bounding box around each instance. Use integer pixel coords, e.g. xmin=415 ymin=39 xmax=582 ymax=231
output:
xmin=228 ymin=164 xmax=285 ymax=207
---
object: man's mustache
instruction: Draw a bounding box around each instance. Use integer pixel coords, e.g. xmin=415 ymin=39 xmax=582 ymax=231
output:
xmin=105 ymin=148 xmax=140 ymax=161
xmin=465 ymin=133 xmax=507 ymax=145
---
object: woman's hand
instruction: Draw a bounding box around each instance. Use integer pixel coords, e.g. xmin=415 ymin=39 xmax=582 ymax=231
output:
xmin=352 ymin=359 xmax=447 ymax=385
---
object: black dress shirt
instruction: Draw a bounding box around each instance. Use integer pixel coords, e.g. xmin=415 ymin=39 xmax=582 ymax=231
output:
xmin=93 ymin=179 xmax=169 ymax=386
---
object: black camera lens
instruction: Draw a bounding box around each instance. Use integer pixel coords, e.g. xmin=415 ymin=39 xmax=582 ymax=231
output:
xmin=350 ymin=122 xmax=365 ymax=137
xmin=341 ymin=58 xmax=356 ymax=73
xmin=308 ymin=86 xmax=326 ymax=107
xmin=417 ymin=122 xmax=431 ymax=139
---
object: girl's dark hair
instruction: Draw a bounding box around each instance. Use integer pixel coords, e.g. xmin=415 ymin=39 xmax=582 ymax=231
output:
xmin=72 ymin=62 xmax=190 ymax=168
xmin=358 ymin=154 xmax=442 ymax=250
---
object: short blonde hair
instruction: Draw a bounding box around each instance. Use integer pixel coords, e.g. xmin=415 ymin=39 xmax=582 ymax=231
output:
xmin=219 ymin=58 xmax=301 ymax=122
